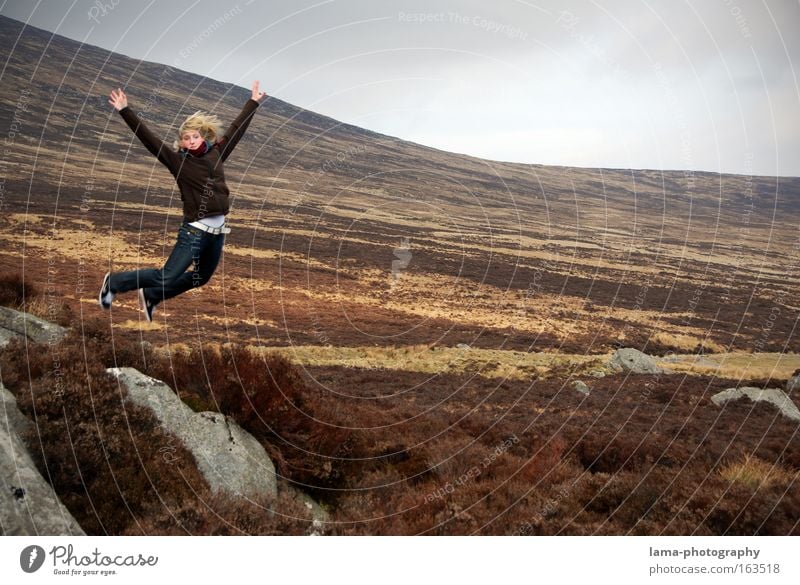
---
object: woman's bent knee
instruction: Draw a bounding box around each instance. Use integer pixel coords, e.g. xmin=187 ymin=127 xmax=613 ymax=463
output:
xmin=191 ymin=273 xmax=212 ymax=288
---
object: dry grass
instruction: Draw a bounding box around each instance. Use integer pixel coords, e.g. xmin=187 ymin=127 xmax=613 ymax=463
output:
xmin=656 ymin=352 xmax=800 ymax=381
xmin=0 ymin=224 xmax=164 ymax=266
xmin=113 ymin=319 xmax=166 ymax=331
xmin=254 ymin=344 xmax=606 ymax=380
xmin=19 ymin=295 xmax=70 ymax=324
xmin=0 ymin=273 xmax=72 ymax=326
xmin=205 ymin=314 xmax=279 ymax=328
xmin=718 ymin=455 xmax=797 ymax=490
xmin=651 ymin=331 xmax=726 ymax=353
xmin=261 ymin=343 xmax=800 ymax=384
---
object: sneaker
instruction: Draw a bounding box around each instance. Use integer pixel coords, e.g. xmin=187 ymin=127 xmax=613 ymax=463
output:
xmin=98 ymin=272 xmax=115 ymax=309
xmin=139 ymin=288 xmax=157 ymax=322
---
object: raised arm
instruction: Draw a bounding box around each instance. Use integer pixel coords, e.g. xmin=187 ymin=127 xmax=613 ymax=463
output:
xmin=217 ymin=80 xmax=268 ymax=162
xmin=109 ymin=88 xmax=179 ymax=171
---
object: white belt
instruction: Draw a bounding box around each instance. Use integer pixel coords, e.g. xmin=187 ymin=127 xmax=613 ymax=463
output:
xmin=188 ymin=223 xmax=230 ymax=235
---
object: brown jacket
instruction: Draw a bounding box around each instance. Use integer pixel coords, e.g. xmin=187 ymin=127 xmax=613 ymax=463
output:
xmin=118 ymin=98 xmax=260 ymax=223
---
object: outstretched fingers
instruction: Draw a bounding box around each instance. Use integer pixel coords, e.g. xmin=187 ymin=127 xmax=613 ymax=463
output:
xmin=108 ymin=88 xmax=128 ymax=110
xmin=251 ymin=80 xmax=268 ymax=103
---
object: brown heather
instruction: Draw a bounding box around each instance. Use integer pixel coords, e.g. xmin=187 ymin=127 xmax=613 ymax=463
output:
xmin=1 ymin=276 xmax=799 ymax=535
xmin=0 ymin=281 xmax=315 ymax=534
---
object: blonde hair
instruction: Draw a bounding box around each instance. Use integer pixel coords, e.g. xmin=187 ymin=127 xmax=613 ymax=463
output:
xmin=174 ymin=111 xmax=222 ymax=150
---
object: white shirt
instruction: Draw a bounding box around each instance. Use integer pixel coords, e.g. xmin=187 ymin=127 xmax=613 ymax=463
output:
xmin=189 ymin=214 xmax=225 ymax=230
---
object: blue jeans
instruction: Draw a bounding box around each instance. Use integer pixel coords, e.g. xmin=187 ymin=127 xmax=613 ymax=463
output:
xmin=109 ymin=224 xmax=225 ymax=305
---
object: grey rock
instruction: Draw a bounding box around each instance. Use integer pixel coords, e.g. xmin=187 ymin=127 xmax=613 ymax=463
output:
xmin=456 ymin=343 xmax=471 ymax=350
xmin=108 ymin=367 xmax=277 ymax=499
xmin=0 ymin=328 xmax=24 ymax=349
xmin=1 ymin=385 xmax=85 ymax=535
xmin=295 ymin=490 xmax=329 ymax=535
xmin=0 ymin=306 xmax=68 ymax=346
xmin=572 ymin=380 xmax=590 ymax=395
xmin=607 ymin=348 xmax=664 ymax=375
xmin=308 ymin=518 xmax=325 ymax=536
xmin=1 ymin=382 xmax=31 ymax=439
xmin=711 ymin=387 xmax=800 ymax=423
xmin=786 ymin=374 xmax=800 ymax=394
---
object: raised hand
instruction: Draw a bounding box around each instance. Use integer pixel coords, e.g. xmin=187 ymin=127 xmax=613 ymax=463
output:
xmin=251 ymin=80 xmax=268 ymax=103
xmin=108 ymin=88 xmax=128 ymax=110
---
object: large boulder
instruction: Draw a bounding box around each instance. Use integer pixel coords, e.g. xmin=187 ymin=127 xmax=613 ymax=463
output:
xmin=1 ymin=383 xmax=85 ymax=535
xmin=1 ymin=382 xmax=31 ymax=439
xmin=786 ymin=373 xmax=800 ymax=394
xmin=607 ymin=348 xmax=665 ymax=374
xmin=108 ymin=367 xmax=277 ymax=499
xmin=711 ymin=387 xmax=800 ymax=423
xmin=0 ymin=327 xmax=22 ymax=348
xmin=0 ymin=306 xmax=68 ymax=347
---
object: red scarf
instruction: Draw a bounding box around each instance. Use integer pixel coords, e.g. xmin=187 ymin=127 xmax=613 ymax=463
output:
xmin=185 ymin=141 xmax=211 ymax=157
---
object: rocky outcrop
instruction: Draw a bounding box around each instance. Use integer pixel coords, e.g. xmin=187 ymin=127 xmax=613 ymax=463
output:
xmin=108 ymin=367 xmax=278 ymax=499
xmin=0 ymin=328 xmax=20 ymax=348
xmin=1 ymin=381 xmax=31 ymax=439
xmin=1 ymin=383 xmax=85 ymax=535
xmin=571 ymin=380 xmax=590 ymax=395
xmin=711 ymin=387 xmax=800 ymax=423
xmin=607 ymin=348 xmax=665 ymax=375
xmin=0 ymin=306 xmax=67 ymax=347
xmin=786 ymin=373 xmax=800 ymax=394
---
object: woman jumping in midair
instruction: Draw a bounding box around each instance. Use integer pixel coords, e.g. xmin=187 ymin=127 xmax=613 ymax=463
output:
xmin=99 ymin=81 xmax=268 ymax=321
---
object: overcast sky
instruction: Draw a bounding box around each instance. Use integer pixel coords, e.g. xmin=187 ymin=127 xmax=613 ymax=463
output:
xmin=2 ymin=0 xmax=799 ymax=176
